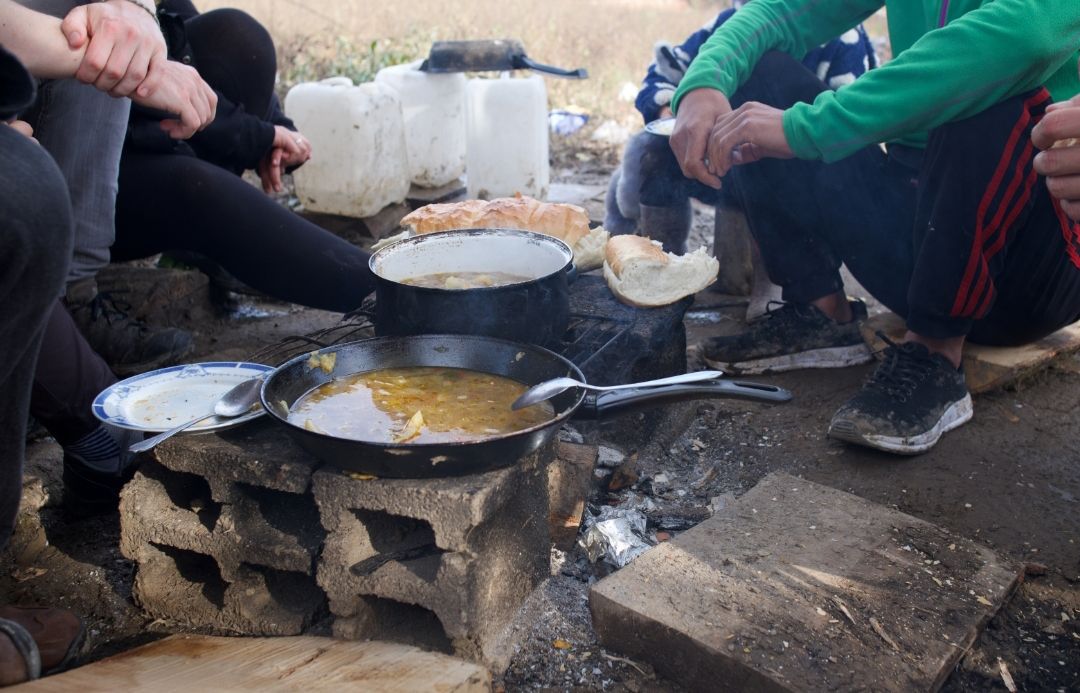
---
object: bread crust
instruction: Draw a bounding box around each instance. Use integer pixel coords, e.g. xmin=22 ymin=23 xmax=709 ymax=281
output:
xmin=401 ymin=196 xmax=590 ymax=248
xmin=604 ymin=234 xmax=669 ymax=277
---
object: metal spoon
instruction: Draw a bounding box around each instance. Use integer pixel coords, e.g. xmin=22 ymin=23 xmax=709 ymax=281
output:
xmin=511 ymin=370 xmax=725 ymax=411
xmin=128 ymin=375 xmax=265 ymax=453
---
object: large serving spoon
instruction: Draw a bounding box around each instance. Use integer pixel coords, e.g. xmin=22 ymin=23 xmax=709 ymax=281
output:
xmin=128 ymin=376 xmax=265 ymax=453
xmin=511 ymin=370 xmax=725 ymax=411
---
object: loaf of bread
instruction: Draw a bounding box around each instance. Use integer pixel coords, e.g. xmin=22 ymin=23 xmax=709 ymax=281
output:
xmin=603 ymin=235 xmax=718 ymax=307
xmin=400 ymin=196 xmax=591 ymax=249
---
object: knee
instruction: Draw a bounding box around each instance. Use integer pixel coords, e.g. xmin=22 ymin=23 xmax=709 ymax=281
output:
xmin=194 ymin=8 xmax=275 ymax=63
xmin=0 ymin=132 xmax=73 ymax=276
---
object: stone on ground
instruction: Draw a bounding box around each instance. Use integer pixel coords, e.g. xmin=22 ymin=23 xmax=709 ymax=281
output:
xmin=590 ymin=473 xmax=1020 ymax=692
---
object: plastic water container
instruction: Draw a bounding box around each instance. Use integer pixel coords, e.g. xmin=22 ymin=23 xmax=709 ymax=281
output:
xmin=465 ymin=73 xmax=550 ymax=200
xmin=375 ymin=61 xmax=467 ymax=188
xmin=284 ymin=77 xmax=410 ymax=218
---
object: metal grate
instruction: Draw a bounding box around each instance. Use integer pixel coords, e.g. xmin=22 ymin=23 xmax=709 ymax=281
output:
xmin=246 ymin=316 xmax=375 ymax=366
xmin=557 ymin=312 xmax=634 ymax=371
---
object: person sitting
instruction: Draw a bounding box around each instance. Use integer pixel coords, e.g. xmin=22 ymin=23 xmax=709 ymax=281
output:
xmin=605 ymin=0 xmax=877 ymax=253
xmin=0 ymin=0 xmax=215 ymax=682
xmin=22 ymin=0 xmax=209 ymax=375
xmin=669 ymin=0 xmax=1080 ymax=454
xmin=110 ymin=0 xmax=378 ymax=314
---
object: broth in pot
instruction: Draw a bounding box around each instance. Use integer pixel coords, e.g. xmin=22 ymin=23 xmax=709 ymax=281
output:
xmin=288 ymin=367 xmax=555 ymax=444
xmin=401 ymin=271 xmax=531 ymax=290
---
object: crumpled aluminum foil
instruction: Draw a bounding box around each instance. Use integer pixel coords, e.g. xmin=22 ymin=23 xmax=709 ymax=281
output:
xmin=579 ymin=505 xmax=652 ymax=567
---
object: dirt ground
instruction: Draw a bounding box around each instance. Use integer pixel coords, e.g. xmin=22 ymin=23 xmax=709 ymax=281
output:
xmin=2 ymin=150 xmax=1078 ymax=691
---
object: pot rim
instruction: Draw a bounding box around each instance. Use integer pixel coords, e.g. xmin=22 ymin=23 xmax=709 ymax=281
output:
xmin=368 ymin=228 xmax=574 ymax=290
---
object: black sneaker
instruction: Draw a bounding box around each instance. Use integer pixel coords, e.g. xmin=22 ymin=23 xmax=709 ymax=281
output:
xmin=702 ymin=300 xmax=872 ymax=374
xmin=828 ymin=340 xmax=972 ymax=455
xmin=64 ymin=278 xmax=194 ymax=376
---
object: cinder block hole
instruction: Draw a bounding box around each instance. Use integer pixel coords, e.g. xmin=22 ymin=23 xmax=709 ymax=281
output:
xmin=141 ymin=460 xmax=221 ymax=532
xmin=353 ymin=509 xmax=445 ymax=582
xmin=360 ymin=595 xmax=453 ymax=654
xmin=151 ymin=542 xmax=226 ymax=608
xmin=233 ymin=483 xmax=326 ymax=548
xmin=241 ymin=563 xmax=327 ymax=617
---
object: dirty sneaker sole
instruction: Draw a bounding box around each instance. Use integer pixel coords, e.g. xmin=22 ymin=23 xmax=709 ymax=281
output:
xmin=704 ymin=343 xmax=873 ymax=375
xmin=827 ymin=393 xmax=974 ymax=455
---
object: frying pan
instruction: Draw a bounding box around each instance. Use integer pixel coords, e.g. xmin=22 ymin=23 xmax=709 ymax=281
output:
xmin=260 ymin=335 xmax=791 ymax=478
xmin=419 ymin=40 xmax=588 ymax=79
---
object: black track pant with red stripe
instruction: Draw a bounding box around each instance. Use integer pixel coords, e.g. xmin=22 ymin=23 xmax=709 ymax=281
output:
xmin=724 ymin=52 xmax=1080 ymax=345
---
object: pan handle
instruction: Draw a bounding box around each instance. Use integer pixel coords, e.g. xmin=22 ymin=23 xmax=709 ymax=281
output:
xmin=574 ymin=379 xmax=792 ymax=419
xmin=512 ymin=55 xmax=588 ymax=79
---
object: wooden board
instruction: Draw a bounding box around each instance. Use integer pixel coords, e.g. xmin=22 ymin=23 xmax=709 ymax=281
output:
xmin=860 ymin=312 xmax=1080 ymax=394
xmin=590 ymin=473 xmax=1020 ymax=693
xmin=548 ymin=441 xmax=598 ymax=550
xmin=16 ymin=635 xmax=490 ymax=692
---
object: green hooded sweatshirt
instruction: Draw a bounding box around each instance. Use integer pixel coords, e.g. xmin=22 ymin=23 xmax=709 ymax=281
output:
xmin=671 ymin=0 xmax=1080 ymax=163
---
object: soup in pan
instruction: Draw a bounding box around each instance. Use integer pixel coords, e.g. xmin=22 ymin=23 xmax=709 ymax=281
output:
xmin=288 ymin=367 xmax=556 ymax=444
xmin=401 ymin=271 xmax=531 ymax=290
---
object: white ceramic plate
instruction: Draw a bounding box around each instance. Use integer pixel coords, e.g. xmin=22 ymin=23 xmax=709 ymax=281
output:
xmin=92 ymin=362 xmax=273 ymax=434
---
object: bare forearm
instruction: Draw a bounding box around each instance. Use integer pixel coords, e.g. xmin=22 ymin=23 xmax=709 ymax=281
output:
xmin=0 ymin=0 xmax=84 ymax=79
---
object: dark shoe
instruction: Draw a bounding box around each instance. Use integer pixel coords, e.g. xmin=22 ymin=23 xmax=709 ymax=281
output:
xmin=639 ymin=201 xmax=691 ymax=254
xmin=64 ymin=277 xmax=194 ymax=376
xmin=0 ymin=606 xmax=83 ymax=684
xmin=828 ymin=341 xmax=972 ymax=455
xmin=61 ymin=423 xmax=142 ymax=515
xmin=702 ymin=300 xmax=871 ymax=374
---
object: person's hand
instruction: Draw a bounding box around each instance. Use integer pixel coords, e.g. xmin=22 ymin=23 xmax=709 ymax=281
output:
xmin=704 ymin=102 xmax=794 ymax=179
xmin=5 ymin=119 xmax=36 ymax=142
xmin=258 ymin=126 xmax=311 ymax=193
xmin=1033 ymin=92 xmax=1080 ymax=222
xmin=658 ymin=106 xmax=673 ymax=120
xmin=669 ymin=88 xmax=732 ymax=189
xmin=129 ymin=60 xmax=216 ymax=139
xmin=60 ymin=0 xmax=166 ymax=97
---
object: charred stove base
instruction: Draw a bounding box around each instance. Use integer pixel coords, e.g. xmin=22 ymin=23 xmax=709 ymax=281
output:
xmin=119 ymin=422 xmax=556 ymax=668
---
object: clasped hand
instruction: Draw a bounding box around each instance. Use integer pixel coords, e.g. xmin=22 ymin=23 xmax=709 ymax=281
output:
xmin=670 ymin=88 xmax=793 ymax=189
xmin=61 ymin=0 xmax=216 ymax=139
xmin=1033 ymin=91 xmax=1080 ymax=223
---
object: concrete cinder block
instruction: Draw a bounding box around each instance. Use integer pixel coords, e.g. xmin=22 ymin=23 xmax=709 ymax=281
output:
xmin=120 ymin=460 xmax=327 ymax=635
xmin=153 ymin=420 xmax=318 ymax=503
xmin=131 ymin=542 xmax=325 ymax=635
xmin=314 ymin=446 xmax=555 ymax=668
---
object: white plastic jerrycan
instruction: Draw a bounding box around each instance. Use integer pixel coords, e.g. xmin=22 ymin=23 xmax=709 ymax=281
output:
xmin=465 ymin=73 xmax=550 ymax=200
xmin=284 ymin=77 xmax=410 ymax=218
xmin=375 ymin=61 xmax=467 ymax=189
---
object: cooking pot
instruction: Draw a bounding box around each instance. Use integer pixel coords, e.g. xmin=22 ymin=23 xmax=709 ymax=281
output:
xmin=260 ymin=334 xmax=792 ymax=478
xmin=368 ymin=229 xmax=574 ymax=347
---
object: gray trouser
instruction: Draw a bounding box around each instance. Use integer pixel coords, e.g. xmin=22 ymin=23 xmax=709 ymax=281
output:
xmin=0 ymin=126 xmax=75 ymax=549
xmin=21 ymin=0 xmax=131 ymax=287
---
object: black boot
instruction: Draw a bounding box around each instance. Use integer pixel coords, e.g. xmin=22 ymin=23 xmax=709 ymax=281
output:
xmin=64 ymin=278 xmax=194 ymax=377
xmin=638 ymin=201 xmax=691 ymax=254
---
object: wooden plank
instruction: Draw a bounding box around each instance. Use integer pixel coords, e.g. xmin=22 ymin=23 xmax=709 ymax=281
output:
xmin=16 ymin=635 xmax=490 ymax=692
xmin=590 ymin=473 xmax=1020 ymax=693
xmin=860 ymin=313 xmax=1080 ymax=394
xmin=548 ymin=442 xmax=598 ymax=550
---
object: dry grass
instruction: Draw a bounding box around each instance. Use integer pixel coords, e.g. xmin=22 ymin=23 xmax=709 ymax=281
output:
xmin=200 ymin=0 xmax=726 ymax=123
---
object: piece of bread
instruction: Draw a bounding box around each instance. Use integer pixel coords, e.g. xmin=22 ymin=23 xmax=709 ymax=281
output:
xmin=603 ymin=235 xmax=719 ymax=307
xmin=572 ymin=226 xmax=610 ymax=272
xmin=400 ymin=196 xmax=591 ymax=249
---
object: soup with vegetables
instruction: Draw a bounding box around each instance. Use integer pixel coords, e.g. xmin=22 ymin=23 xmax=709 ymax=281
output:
xmin=401 ymin=271 xmax=531 ymax=290
xmin=288 ymin=367 xmax=555 ymax=444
